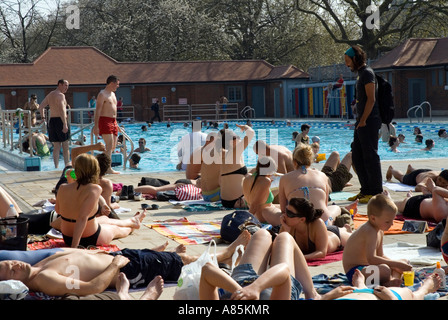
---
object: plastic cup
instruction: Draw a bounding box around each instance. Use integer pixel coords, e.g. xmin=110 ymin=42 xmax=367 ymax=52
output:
xmin=403 ymin=270 xmax=415 ymax=286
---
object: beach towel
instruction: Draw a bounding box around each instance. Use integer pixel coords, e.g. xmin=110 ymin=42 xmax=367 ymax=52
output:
xmin=383 ymin=242 xmax=442 ymax=266
xmin=307 ymin=250 xmax=344 ymax=267
xmin=353 ymin=214 xmax=435 ymax=235
xmin=27 ymin=238 xmax=120 ymax=252
xmin=169 ymin=199 xmax=228 ymax=212
xmin=329 ymin=191 xmax=357 ymax=201
xmin=383 ymin=181 xmax=415 ymax=192
xmin=146 ymin=217 xmax=221 ymax=245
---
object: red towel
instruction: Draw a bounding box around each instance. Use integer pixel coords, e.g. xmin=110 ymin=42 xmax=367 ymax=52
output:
xmin=307 ymin=250 xmax=344 ymax=266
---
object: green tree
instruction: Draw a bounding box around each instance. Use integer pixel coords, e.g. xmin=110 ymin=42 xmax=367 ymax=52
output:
xmin=294 ymin=0 xmax=448 ymax=59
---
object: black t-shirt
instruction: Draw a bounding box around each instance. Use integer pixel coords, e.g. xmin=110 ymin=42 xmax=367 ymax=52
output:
xmin=356 ymin=66 xmax=379 ymax=121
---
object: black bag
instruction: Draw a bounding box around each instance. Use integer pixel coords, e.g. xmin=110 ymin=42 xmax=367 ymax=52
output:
xmin=376 ymin=74 xmax=395 ymax=124
xmin=0 ymin=217 xmax=29 ymax=251
xmin=220 ymin=211 xmax=261 ymax=243
xmin=139 ymin=177 xmax=170 ymax=187
xmin=426 ymin=219 xmax=446 ymax=250
xmin=156 ymin=190 xmax=178 ymax=201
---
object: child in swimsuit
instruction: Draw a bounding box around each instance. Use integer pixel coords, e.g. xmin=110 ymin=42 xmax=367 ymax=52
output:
xmin=342 ymin=194 xmax=412 ymax=285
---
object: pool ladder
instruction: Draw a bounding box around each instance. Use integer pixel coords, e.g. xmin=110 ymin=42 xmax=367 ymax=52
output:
xmin=89 ymin=125 xmax=135 ymax=171
xmin=407 ymin=101 xmax=432 ymax=123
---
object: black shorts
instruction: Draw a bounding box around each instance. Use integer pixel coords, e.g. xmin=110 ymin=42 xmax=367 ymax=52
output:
xmin=402 ymin=169 xmax=431 ymax=186
xmin=402 ymin=194 xmax=432 ymax=219
xmin=48 ymin=117 xmax=70 ymax=142
xmin=111 ymin=248 xmax=184 ymax=288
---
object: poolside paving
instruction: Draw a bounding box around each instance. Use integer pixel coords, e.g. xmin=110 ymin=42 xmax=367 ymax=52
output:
xmin=1 ymin=153 xmax=447 ymax=300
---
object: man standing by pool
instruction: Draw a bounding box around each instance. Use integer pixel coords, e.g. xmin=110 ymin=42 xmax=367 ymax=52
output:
xmin=38 ymin=79 xmax=71 ymax=169
xmin=344 ymin=46 xmax=382 ymax=203
xmin=94 ymin=75 xmax=121 ymax=174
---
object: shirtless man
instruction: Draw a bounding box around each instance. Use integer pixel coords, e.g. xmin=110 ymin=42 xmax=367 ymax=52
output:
xmin=386 ymin=165 xmax=448 ymax=193
xmin=0 ymin=231 xmax=251 ymax=297
xmin=94 ymin=75 xmax=121 ymax=174
xmin=38 ymin=79 xmax=70 ymax=168
xmin=195 ymin=132 xmax=222 ymax=202
xmin=253 ymin=140 xmax=294 ymax=174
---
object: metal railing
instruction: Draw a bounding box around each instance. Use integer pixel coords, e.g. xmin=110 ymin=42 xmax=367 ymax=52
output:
xmin=0 ymin=106 xmax=136 ymax=163
xmin=0 ymin=109 xmax=34 ymax=156
xmin=407 ymin=101 xmax=432 ymax=123
xmin=240 ymin=106 xmax=255 ymax=119
xmin=162 ymin=103 xmax=239 ymax=121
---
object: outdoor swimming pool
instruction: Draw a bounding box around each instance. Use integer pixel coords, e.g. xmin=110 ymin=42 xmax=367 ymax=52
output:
xmin=36 ymin=120 xmax=448 ymax=172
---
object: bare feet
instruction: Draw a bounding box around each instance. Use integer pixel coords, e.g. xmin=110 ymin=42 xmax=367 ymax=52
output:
xmin=107 ymin=168 xmax=121 ymax=175
xmin=116 ymin=272 xmax=132 ymax=300
xmin=130 ymin=210 xmax=147 ymax=229
xmin=175 ymin=244 xmax=187 ymax=254
xmin=418 ymin=273 xmax=441 ymax=295
xmin=139 ymin=275 xmax=164 ymax=300
xmin=345 ymin=200 xmax=358 ymax=215
xmin=222 ymin=230 xmax=251 ymax=260
xmin=386 ymin=165 xmax=393 ymax=181
xmin=152 ymin=241 xmax=169 ymax=252
xmin=352 ymin=268 xmax=366 ymax=288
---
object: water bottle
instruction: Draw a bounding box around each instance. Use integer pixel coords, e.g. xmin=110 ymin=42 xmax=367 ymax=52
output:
xmin=5 ymin=204 xmax=17 ymax=239
xmin=6 ymin=204 xmax=17 ymax=218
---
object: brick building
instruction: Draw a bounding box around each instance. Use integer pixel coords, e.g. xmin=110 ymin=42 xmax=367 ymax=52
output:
xmin=0 ymin=46 xmax=309 ymax=121
xmin=372 ymin=37 xmax=448 ymax=118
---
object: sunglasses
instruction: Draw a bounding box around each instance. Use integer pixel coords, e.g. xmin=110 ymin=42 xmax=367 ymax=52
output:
xmin=285 ymin=207 xmax=302 ymax=218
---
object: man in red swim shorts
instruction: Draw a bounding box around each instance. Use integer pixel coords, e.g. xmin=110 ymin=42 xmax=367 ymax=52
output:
xmin=94 ymin=75 xmax=121 ymax=174
xmin=98 ymin=116 xmax=119 ymax=136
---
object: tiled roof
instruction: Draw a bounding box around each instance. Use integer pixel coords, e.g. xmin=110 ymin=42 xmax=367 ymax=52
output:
xmin=372 ymin=37 xmax=448 ymax=69
xmin=0 ymin=46 xmax=308 ymax=87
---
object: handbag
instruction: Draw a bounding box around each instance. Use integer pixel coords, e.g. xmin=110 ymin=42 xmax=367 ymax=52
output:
xmin=175 ymin=184 xmax=202 ymax=201
xmin=426 ymin=219 xmax=446 ymax=249
xmin=173 ymin=240 xmax=218 ymax=300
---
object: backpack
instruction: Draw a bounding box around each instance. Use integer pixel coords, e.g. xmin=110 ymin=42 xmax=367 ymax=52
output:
xmin=375 ymin=74 xmax=395 ymax=124
xmin=220 ymin=211 xmax=261 ymax=243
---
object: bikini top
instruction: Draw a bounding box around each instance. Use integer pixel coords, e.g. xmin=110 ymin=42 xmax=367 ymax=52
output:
xmin=294 ymin=224 xmax=316 ymax=254
xmin=221 ymin=166 xmax=248 ymax=177
xmin=60 ymin=205 xmax=101 ymax=223
xmin=288 ymin=186 xmax=325 ymax=200
xmin=250 ymin=172 xmax=274 ymax=205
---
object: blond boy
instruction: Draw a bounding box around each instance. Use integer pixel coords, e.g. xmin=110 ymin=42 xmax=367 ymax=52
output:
xmin=342 ymin=194 xmax=412 ymax=286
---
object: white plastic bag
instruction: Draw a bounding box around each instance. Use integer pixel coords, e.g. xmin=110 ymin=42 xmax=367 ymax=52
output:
xmin=173 ymin=240 xmax=218 ymax=300
xmin=0 ymin=280 xmax=29 ymax=300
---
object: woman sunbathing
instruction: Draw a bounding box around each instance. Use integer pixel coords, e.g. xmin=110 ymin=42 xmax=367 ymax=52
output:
xmin=280 ymin=197 xmax=352 ymax=261
xmin=55 ymin=153 xmax=145 ymax=248
xmin=242 ymin=156 xmax=282 ymax=226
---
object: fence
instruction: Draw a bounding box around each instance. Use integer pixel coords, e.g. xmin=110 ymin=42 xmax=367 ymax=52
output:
xmin=0 ymin=106 xmax=135 ymax=170
xmin=162 ymin=103 xmax=239 ymax=122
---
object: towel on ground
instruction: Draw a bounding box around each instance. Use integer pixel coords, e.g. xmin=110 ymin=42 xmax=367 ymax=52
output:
xmin=383 ymin=181 xmax=415 ymax=192
xmin=307 ymin=250 xmax=344 ymax=267
xmin=383 ymin=242 xmax=442 ymax=266
xmin=146 ymin=217 xmax=221 ymax=245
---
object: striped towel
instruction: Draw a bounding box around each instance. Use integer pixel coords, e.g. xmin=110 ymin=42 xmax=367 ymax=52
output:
xmin=147 ymin=217 xmax=221 ymax=245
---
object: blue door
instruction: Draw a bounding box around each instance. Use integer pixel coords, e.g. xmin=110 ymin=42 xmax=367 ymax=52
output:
xmin=408 ymin=79 xmax=426 ymax=117
xmin=252 ymin=86 xmax=265 ymax=118
xmin=274 ymin=88 xmax=281 ymax=118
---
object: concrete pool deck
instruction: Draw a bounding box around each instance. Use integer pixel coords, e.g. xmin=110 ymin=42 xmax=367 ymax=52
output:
xmin=1 ymin=153 xmax=447 ymax=300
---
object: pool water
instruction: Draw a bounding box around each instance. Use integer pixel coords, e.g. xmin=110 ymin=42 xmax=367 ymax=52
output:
xmin=38 ymin=120 xmax=448 ymax=172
